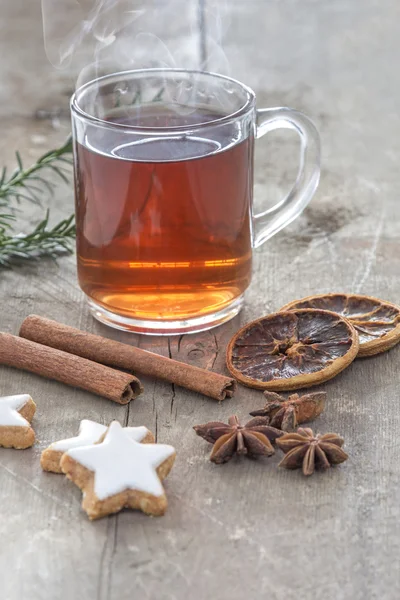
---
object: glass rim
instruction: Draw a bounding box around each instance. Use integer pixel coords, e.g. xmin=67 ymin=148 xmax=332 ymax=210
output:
xmin=70 ymin=68 xmax=256 ymax=132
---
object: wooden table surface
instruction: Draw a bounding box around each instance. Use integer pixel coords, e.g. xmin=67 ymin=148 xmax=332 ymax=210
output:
xmin=2 ymin=2 xmax=400 ymax=599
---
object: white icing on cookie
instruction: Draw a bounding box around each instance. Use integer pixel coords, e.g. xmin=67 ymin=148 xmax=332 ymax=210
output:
xmin=0 ymin=394 xmax=32 ymax=427
xmin=66 ymin=421 xmax=175 ymax=500
xmin=51 ymin=420 xmax=150 ymax=452
xmin=50 ymin=420 xmax=107 ymax=452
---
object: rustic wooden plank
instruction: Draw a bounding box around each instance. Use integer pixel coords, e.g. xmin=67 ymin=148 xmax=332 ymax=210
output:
xmin=1 ymin=1 xmax=400 ymax=600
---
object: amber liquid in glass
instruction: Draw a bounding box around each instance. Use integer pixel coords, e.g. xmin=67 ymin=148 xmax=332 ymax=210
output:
xmin=75 ymin=107 xmax=253 ymax=321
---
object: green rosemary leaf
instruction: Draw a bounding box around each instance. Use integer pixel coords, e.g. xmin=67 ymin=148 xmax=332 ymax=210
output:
xmin=29 ymin=175 xmax=54 ymax=195
xmin=152 ymin=87 xmax=165 ymax=102
xmin=0 ymin=135 xmax=76 ymax=266
xmin=131 ymin=89 xmax=142 ymax=105
xmin=0 ymin=214 xmax=15 ymax=227
xmin=0 ymin=167 xmax=7 ymax=188
xmin=50 ymin=167 xmax=69 ymax=184
xmin=15 ymin=151 xmax=23 ymax=172
xmin=10 ymin=192 xmax=39 ymax=204
xmin=56 ymin=156 xmax=74 ymax=165
xmin=0 ymin=134 xmax=73 ymax=205
xmin=0 ymin=211 xmax=76 ymax=266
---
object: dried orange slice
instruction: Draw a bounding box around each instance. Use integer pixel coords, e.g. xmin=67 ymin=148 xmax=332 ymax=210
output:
xmin=281 ymin=294 xmax=400 ymax=357
xmin=226 ymin=309 xmax=359 ymax=391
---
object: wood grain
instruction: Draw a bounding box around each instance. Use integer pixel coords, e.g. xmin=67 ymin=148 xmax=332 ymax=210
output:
xmin=1 ymin=1 xmax=400 ymax=599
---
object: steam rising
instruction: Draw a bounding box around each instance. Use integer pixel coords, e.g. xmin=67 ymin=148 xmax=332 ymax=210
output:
xmin=41 ymin=0 xmax=143 ymax=69
xmin=41 ymin=0 xmax=231 ymax=88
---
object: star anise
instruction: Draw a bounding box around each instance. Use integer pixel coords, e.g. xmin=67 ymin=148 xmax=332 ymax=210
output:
xmin=276 ymin=427 xmax=348 ymax=476
xmin=193 ymin=415 xmax=284 ymax=464
xmin=249 ymin=391 xmax=326 ymax=431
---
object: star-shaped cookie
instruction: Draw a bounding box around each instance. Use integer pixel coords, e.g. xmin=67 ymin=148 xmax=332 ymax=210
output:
xmin=0 ymin=394 xmax=36 ymax=449
xmin=60 ymin=421 xmax=176 ymax=519
xmin=41 ymin=419 xmax=154 ymax=473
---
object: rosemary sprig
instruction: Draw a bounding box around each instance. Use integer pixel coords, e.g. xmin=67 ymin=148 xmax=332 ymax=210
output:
xmin=0 ymin=135 xmax=76 ymax=267
xmin=0 ymin=135 xmax=73 ymax=206
xmin=0 ymin=211 xmax=75 ymax=266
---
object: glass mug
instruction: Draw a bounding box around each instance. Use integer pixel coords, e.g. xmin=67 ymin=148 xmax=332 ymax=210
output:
xmin=71 ymin=69 xmax=320 ymax=335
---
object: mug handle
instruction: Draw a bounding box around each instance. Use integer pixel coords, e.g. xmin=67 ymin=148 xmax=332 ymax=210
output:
xmin=252 ymin=107 xmax=321 ymax=248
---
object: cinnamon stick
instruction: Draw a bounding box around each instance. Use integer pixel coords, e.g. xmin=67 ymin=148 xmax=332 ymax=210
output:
xmin=0 ymin=332 xmax=142 ymax=404
xmin=20 ymin=315 xmax=236 ymax=401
